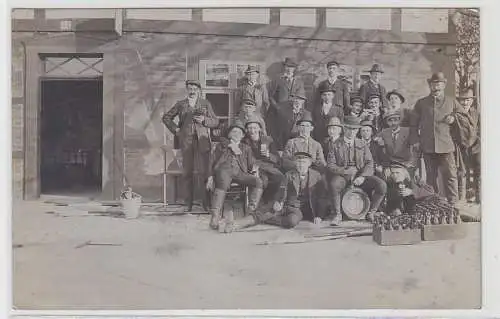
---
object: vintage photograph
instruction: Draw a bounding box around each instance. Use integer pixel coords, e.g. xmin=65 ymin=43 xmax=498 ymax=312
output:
xmin=10 ymin=7 xmax=481 ymax=310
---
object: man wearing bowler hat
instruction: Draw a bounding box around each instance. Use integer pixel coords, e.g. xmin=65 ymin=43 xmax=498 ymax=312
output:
xmin=358 ymin=64 xmax=388 ymax=110
xmin=409 ymin=72 xmax=467 ymax=206
xmin=262 ymin=152 xmax=329 ymax=229
xmin=322 ymin=116 xmax=343 ymax=156
xmin=312 ymin=81 xmax=345 ymax=142
xmin=385 ymin=89 xmax=411 ymax=127
xmin=273 ymin=90 xmax=312 ymax=150
xmin=268 ymin=57 xmax=305 ymax=107
xmin=282 ymin=112 xmax=326 ymax=172
xmin=234 ymin=98 xmax=267 ymax=135
xmin=162 ymin=80 xmax=219 ymax=212
xmin=236 ymin=65 xmax=270 ymax=119
xmin=316 ymin=60 xmax=350 ymax=113
xmin=326 ymin=115 xmax=387 ymax=224
xmin=205 ymin=120 xmax=264 ymax=231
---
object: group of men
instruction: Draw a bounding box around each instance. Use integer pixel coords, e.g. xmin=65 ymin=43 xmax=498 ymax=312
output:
xmin=162 ymin=57 xmax=480 ymax=233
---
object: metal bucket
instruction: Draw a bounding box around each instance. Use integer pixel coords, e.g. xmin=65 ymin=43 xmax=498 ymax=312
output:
xmin=341 ymin=187 xmax=370 ymax=220
xmin=121 ymin=194 xmax=142 ymax=219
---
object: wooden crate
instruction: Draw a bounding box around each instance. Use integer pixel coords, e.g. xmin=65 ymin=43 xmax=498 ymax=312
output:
xmin=421 ymin=223 xmax=467 ymax=241
xmin=373 ymin=227 xmax=422 ymax=246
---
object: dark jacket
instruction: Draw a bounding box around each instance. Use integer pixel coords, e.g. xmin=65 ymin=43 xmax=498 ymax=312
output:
xmin=268 ymin=76 xmax=305 ymax=107
xmin=208 ymin=138 xmax=256 ymax=177
xmin=276 ymin=168 xmax=328 ymax=219
xmin=358 ymin=80 xmax=388 ymax=109
xmin=162 ymin=98 xmax=219 ymax=153
xmin=274 ymin=102 xmax=312 ymax=150
xmin=236 ymin=81 xmax=270 ymax=117
xmin=311 ymin=103 xmax=345 ymax=142
xmin=378 ymin=127 xmax=415 ymax=168
xmin=410 ymin=95 xmax=466 ymax=154
xmin=326 ymin=138 xmax=374 ymax=178
xmin=242 ymin=135 xmax=281 ymax=168
xmin=316 ymin=78 xmax=351 ymax=113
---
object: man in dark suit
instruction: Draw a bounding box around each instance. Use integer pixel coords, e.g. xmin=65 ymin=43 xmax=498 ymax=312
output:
xmin=236 ymin=65 xmax=270 ymax=118
xmin=262 ymin=152 xmax=329 ymax=229
xmin=316 ymin=60 xmax=350 ymax=113
xmin=312 ymin=81 xmax=345 ymax=142
xmin=162 ymin=80 xmax=219 ymax=212
xmin=326 ymin=115 xmax=387 ymax=224
xmin=409 ymin=72 xmax=467 ymax=206
xmin=268 ymin=57 xmax=305 ymax=107
xmin=206 ymin=121 xmax=263 ymax=231
xmin=273 ymin=91 xmax=311 ymax=150
xmin=358 ymin=64 xmax=388 ymax=110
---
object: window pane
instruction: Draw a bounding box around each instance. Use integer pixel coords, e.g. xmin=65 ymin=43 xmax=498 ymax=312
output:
xmin=205 ymin=64 xmax=229 ymax=88
xmin=205 ymin=93 xmax=229 ymax=117
xmin=326 ymin=8 xmax=392 ymax=30
xmin=280 ymin=9 xmax=316 ymax=27
xmin=203 ymin=9 xmax=270 ymax=24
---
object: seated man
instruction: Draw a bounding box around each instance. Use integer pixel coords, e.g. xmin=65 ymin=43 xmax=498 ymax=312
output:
xmin=206 ymin=120 xmax=264 ymax=231
xmin=322 ymin=116 xmax=343 ymax=156
xmin=282 ymin=112 xmax=326 ymax=172
xmin=377 ymin=110 xmax=417 ymax=179
xmin=263 ymin=152 xmax=329 ymax=229
xmin=385 ymin=162 xmax=434 ymax=216
xmin=242 ymin=114 xmax=284 ymax=203
xmin=326 ymin=115 xmax=387 ymax=224
xmin=235 ymin=98 xmax=267 ymax=134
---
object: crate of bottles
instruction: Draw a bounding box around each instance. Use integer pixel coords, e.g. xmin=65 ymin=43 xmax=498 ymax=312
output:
xmin=414 ymin=198 xmax=466 ymax=241
xmin=372 ymin=214 xmax=422 ymax=246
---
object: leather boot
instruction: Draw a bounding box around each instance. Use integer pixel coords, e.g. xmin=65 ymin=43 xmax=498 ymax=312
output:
xmin=209 ymin=188 xmax=226 ymax=230
xmin=234 ymin=188 xmax=264 ymax=229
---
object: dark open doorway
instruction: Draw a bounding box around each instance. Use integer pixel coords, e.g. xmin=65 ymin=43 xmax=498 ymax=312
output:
xmin=40 ymin=78 xmax=103 ymax=195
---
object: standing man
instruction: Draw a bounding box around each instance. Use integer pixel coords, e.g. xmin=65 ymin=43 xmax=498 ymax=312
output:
xmin=409 ymin=72 xmax=466 ymax=206
xmin=162 ymin=80 xmax=219 ymax=212
xmin=273 ymin=91 xmax=311 ymax=150
xmin=385 ymin=89 xmax=411 ymax=127
xmin=456 ymin=88 xmax=480 ymax=203
xmin=234 ymin=99 xmax=267 ymax=135
xmin=312 ymin=81 xmax=345 ymax=142
xmin=282 ymin=113 xmax=326 ymax=172
xmin=205 ymin=121 xmax=264 ymax=230
xmin=236 ymin=65 xmax=270 ymax=119
xmin=316 ymin=60 xmax=350 ymax=113
xmin=267 ymin=58 xmax=305 ymax=139
xmin=268 ymin=57 xmax=305 ymax=107
xmin=360 ymin=94 xmax=383 ymax=132
xmin=326 ymin=115 xmax=387 ymax=224
xmin=358 ymin=64 xmax=388 ymax=110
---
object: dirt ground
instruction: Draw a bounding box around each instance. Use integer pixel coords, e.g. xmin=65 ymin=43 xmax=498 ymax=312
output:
xmin=12 ymin=198 xmax=481 ymax=310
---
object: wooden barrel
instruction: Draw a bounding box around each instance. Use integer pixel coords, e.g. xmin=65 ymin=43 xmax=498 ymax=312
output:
xmin=341 ymin=187 xmax=371 ymax=220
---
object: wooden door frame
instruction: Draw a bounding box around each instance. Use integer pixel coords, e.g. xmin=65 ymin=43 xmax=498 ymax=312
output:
xmin=23 ymin=33 xmax=123 ymax=200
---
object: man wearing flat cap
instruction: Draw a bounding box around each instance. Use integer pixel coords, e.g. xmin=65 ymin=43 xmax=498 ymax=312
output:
xmin=273 ymin=90 xmax=312 ymax=150
xmin=409 ymin=72 xmax=469 ymax=206
xmin=242 ymin=114 xmax=284 ymax=203
xmin=312 ymin=81 xmax=345 ymax=142
xmin=348 ymin=95 xmax=364 ymax=117
xmin=326 ymin=115 xmax=387 ymax=224
xmin=162 ymin=80 xmax=219 ymax=212
xmin=205 ymin=120 xmax=264 ymax=231
xmin=358 ymin=63 xmax=389 ymax=110
xmin=236 ymin=65 xmax=270 ymax=120
xmin=316 ymin=60 xmax=350 ymax=113
xmin=261 ymin=152 xmax=329 ymax=229
xmin=282 ymin=112 xmax=326 ymax=173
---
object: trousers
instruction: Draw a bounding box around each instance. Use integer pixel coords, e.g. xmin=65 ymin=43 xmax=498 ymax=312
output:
xmin=214 ymin=165 xmax=263 ymax=191
xmin=329 ymin=174 xmax=387 ymax=214
xmin=423 ymin=152 xmax=458 ymax=204
xmin=181 ymin=135 xmax=210 ymax=207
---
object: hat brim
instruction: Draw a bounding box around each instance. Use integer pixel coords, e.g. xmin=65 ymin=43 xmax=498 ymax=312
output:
xmin=366 ymin=69 xmax=384 ymax=73
xmin=186 ymin=82 xmax=201 ymax=89
xmin=284 ymin=63 xmax=298 ymax=67
xmin=296 ymin=120 xmax=314 ymax=125
xmin=244 ymin=121 xmax=262 ymax=128
xmin=383 ymin=114 xmax=402 ymax=122
xmin=319 ymin=89 xmax=335 ymax=94
xmin=344 ymin=124 xmax=361 ymax=129
xmin=227 ymin=125 xmax=245 ymax=135
xmin=427 ymin=78 xmax=447 ymax=83
xmin=291 ymin=95 xmax=307 ymax=101
xmin=245 ymin=70 xmax=259 ymax=74
xmin=386 ymin=92 xmax=405 ymax=103
xmin=327 ymin=124 xmax=343 ymax=128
